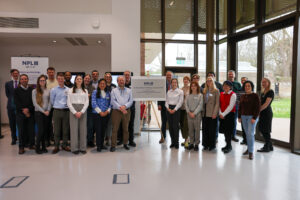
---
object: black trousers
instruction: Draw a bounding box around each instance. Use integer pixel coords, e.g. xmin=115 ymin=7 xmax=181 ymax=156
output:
xmin=166 ymin=105 xmax=180 ymax=145
xmin=262 ymin=131 xmax=273 ymax=148
xmin=16 ymin=113 xmax=35 ymax=148
xmin=202 ymin=117 xmax=217 ymax=148
xmin=35 ymin=111 xmax=50 ymax=149
xmin=160 ymin=107 xmax=167 ymax=139
xmin=7 ymin=109 xmax=17 ymax=141
xmin=94 ymin=114 xmax=109 ymax=148
xmin=117 ymin=108 xmax=136 ymax=143
xmin=223 ymin=112 xmax=235 ymax=148
xmin=46 ymin=108 xmax=54 ymax=142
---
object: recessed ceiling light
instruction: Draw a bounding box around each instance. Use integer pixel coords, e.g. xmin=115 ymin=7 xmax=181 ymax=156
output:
xmin=52 ymin=40 xmax=57 ymax=43
xmin=169 ymin=1 xmax=175 ymax=6
xmin=97 ymin=40 xmax=102 ymax=44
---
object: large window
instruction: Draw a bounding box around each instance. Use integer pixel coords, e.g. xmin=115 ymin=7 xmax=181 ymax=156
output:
xmin=141 ymin=0 xmax=162 ymax=39
xmin=237 ymin=37 xmax=258 ymax=88
xmin=165 ymin=0 xmax=194 ymax=40
xmin=218 ymin=42 xmax=227 ymax=83
xmin=165 ymin=43 xmax=194 ymax=67
xmin=142 ymin=43 xmax=162 ymax=76
xmin=264 ymin=26 xmax=293 ymax=143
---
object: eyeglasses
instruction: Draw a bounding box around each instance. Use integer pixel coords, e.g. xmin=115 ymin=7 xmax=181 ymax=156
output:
xmin=39 ymin=80 xmax=46 ymax=82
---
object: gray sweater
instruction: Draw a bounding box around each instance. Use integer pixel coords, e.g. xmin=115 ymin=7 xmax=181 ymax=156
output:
xmin=185 ymin=93 xmax=203 ymax=115
xmin=32 ymin=88 xmax=52 ymax=112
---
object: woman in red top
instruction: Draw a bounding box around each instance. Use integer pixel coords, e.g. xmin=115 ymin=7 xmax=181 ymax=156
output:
xmin=219 ymin=81 xmax=237 ymax=153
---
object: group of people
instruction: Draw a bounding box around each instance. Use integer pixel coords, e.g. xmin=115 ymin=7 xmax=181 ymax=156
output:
xmin=3 ymin=67 xmax=274 ymax=160
xmin=159 ymin=70 xmax=274 ymax=160
xmin=4 ymin=67 xmax=137 ymax=155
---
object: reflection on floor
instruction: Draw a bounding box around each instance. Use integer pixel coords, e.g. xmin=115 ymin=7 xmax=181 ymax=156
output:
xmin=0 ymin=125 xmax=300 ymax=200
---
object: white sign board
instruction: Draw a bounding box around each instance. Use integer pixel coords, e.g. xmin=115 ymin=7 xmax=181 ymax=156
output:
xmin=11 ymin=57 xmax=49 ymax=84
xmin=131 ymin=76 xmax=166 ymax=101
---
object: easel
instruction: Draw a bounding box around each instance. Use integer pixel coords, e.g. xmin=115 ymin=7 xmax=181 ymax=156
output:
xmin=139 ymin=72 xmax=164 ymax=142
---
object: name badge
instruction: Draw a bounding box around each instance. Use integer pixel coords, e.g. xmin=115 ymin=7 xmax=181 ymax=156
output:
xmin=209 ymin=94 xmax=213 ymax=97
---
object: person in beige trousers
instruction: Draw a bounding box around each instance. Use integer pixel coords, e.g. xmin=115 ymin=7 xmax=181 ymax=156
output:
xmin=67 ymin=75 xmax=89 ymax=155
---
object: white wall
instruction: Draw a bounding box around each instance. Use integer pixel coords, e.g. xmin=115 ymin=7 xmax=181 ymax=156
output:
xmin=0 ymin=0 xmax=141 ymax=132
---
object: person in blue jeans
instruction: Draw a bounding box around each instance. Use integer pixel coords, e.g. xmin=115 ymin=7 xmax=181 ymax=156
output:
xmin=238 ymin=81 xmax=260 ymax=160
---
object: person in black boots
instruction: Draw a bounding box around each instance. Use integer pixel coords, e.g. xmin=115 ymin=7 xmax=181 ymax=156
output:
xmin=219 ymin=81 xmax=236 ymax=154
xmin=14 ymin=74 xmax=35 ymax=154
xmin=32 ymin=75 xmax=51 ymax=154
xmin=166 ymin=78 xmax=183 ymax=149
xmin=258 ymin=78 xmax=274 ymax=153
xmin=5 ymin=69 xmax=20 ymax=144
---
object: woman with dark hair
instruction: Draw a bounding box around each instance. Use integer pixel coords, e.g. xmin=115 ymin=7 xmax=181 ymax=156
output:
xmin=166 ymin=78 xmax=184 ymax=149
xmin=219 ymin=81 xmax=236 ymax=153
xmin=257 ymin=78 xmax=274 ymax=152
xmin=67 ymin=75 xmax=89 ymax=154
xmin=32 ymin=75 xmax=52 ymax=154
xmin=238 ymin=81 xmax=260 ymax=160
xmin=91 ymin=78 xmax=111 ymax=152
xmin=185 ymin=81 xmax=203 ymax=151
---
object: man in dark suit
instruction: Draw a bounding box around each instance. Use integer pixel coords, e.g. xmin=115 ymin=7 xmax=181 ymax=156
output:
xmin=158 ymin=71 xmax=173 ymax=144
xmin=5 ymin=69 xmax=20 ymax=144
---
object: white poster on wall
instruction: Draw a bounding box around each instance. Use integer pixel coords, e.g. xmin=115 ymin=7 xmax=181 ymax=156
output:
xmin=11 ymin=57 xmax=49 ymax=84
xmin=131 ymin=76 xmax=166 ymax=101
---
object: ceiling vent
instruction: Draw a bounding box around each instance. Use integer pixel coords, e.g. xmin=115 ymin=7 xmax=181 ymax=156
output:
xmin=0 ymin=17 xmax=39 ymax=28
xmin=65 ymin=37 xmax=88 ymax=46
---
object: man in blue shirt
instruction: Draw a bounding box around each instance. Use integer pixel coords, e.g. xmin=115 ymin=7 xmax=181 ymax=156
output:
xmin=50 ymin=72 xmax=71 ymax=154
xmin=110 ymin=76 xmax=133 ymax=152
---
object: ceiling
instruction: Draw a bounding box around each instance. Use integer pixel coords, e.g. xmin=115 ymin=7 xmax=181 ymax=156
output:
xmin=0 ymin=0 xmax=112 ymax=14
xmin=0 ymin=33 xmax=111 ymax=47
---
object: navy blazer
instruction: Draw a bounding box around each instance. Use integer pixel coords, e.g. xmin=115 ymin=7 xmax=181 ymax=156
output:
xmin=5 ymin=80 xmax=17 ymax=110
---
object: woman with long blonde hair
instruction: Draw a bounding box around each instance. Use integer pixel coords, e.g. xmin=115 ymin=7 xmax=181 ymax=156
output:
xmin=257 ymin=78 xmax=274 ymax=152
xmin=32 ymin=74 xmax=51 ymax=154
xmin=202 ymin=76 xmax=220 ymax=151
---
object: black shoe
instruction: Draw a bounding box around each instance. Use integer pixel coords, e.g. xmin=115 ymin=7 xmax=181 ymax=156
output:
xmin=240 ymin=140 xmax=247 ymax=145
xmin=0 ymin=135 xmax=4 ymax=139
xmin=269 ymin=145 xmax=274 ymax=151
xmin=203 ymin=146 xmax=209 ymax=150
xmin=175 ymin=144 xmax=179 ymax=149
xmin=223 ymin=147 xmax=232 ymax=154
xmin=187 ymin=144 xmax=194 ymax=150
xmin=221 ymin=146 xmax=227 ymax=151
xmin=35 ymin=149 xmax=42 ymax=154
xmin=80 ymin=150 xmax=87 ymax=154
xmin=128 ymin=141 xmax=136 ymax=147
xmin=232 ymin=137 xmax=239 ymax=142
xmin=42 ymin=148 xmax=48 ymax=153
xmin=11 ymin=140 xmax=17 ymax=145
xmin=97 ymin=147 xmax=102 ymax=152
xmin=194 ymin=145 xmax=199 ymax=151
xmin=257 ymin=147 xmax=270 ymax=153
xmin=117 ymin=141 xmax=123 ymax=146
xmin=169 ymin=144 xmax=175 ymax=148
xmin=72 ymin=151 xmax=80 ymax=155
xmin=209 ymin=147 xmax=215 ymax=151
xmin=110 ymin=147 xmax=116 ymax=152
xmin=123 ymin=145 xmax=130 ymax=150
xmin=87 ymin=142 xmax=95 ymax=148
xmin=101 ymin=146 xmax=108 ymax=150
xmin=45 ymin=141 xmax=51 ymax=147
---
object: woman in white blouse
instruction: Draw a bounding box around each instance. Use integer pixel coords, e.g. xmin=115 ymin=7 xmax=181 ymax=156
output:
xmin=166 ymin=78 xmax=184 ymax=149
xmin=67 ymin=75 xmax=89 ymax=154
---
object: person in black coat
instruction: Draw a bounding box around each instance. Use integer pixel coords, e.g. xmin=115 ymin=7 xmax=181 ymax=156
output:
xmin=14 ymin=74 xmax=35 ymax=154
xmin=4 ymin=69 xmax=20 ymax=144
xmin=158 ymin=71 xmax=173 ymax=144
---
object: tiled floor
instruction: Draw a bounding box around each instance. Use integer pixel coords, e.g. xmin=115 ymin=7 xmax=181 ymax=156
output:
xmin=0 ymin=125 xmax=300 ymax=200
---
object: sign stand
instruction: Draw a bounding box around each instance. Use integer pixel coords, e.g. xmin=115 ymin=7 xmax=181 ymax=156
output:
xmin=139 ymin=73 xmax=164 ymax=142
